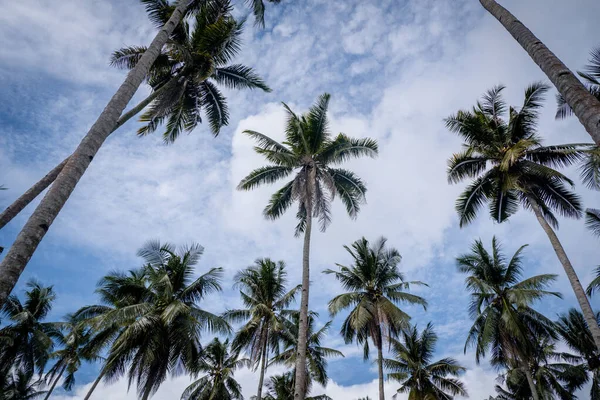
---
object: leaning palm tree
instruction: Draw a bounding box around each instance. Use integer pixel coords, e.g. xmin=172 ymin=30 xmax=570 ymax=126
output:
xmin=0 ymin=0 xmax=270 ymax=232
xmin=237 ymin=93 xmax=378 ymax=398
xmin=478 ymin=0 xmax=600 ymax=145
xmin=270 ymin=312 xmax=343 ymax=392
xmin=324 ymin=237 xmax=427 ymax=400
xmin=0 ymin=0 xmax=208 ymax=306
xmin=384 ymin=323 xmax=467 ymax=399
xmin=0 ymin=370 xmax=47 ymax=400
xmin=224 ymin=258 xmax=299 ymax=400
xmin=42 ymin=313 xmax=99 ymax=400
xmin=0 ymin=280 xmax=61 ymax=378
xmin=457 ymin=237 xmax=560 ymax=400
xmin=181 ymin=337 xmax=249 ymax=400
xmin=556 ymin=309 xmax=600 ymax=399
xmin=446 ymin=82 xmax=600 ymax=350
xmin=260 ymin=372 xmax=332 ymax=400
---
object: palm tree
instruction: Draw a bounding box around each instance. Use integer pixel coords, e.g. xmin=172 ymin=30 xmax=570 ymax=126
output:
xmin=260 ymin=372 xmax=332 ymax=400
xmin=0 ymin=0 xmax=201 ymax=305
xmin=42 ymin=313 xmax=99 ymax=399
xmin=0 ymin=280 xmax=60 ymax=379
xmin=478 ymin=0 xmax=600 ymax=145
xmin=79 ymin=241 xmax=230 ymax=400
xmin=0 ymin=0 xmax=270 ymax=232
xmin=224 ymin=258 xmax=299 ymax=400
xmin=446 ymin=82 xmax=600 ymax=351
xmin=457 ymin=237 xmax=560 ymax=400
xmin=556 ymin=309 xmax=600 ymax=399
xmin=587 ymin=209 xmax=600 ymax=237
xmin=181 ymin=337 xmax=249 ymax=400
xmin=324 ymin=237 xmax=427 ymax=400
xmin=237 ymin=93 xmax=378 ymax=398
xmin=270 ymin=312 xmax=344 ymax=392
xmin=384 ymin=323 xmax=467 ymax=399
xmin=0 ymin=370 xmax=47 ymax=400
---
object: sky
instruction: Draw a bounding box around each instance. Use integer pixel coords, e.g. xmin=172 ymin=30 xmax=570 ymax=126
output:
xmin=1 ymin=0 xmax=599 ymax=398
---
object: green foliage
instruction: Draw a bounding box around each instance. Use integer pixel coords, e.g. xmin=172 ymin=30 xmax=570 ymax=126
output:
xmin=324 ymin=237 xmax=427 ymax=359
xmin=0 ymin=369 xmax=47 ymax=400
xmin=586 ymin=208 xmax=600 ymax=238
xmin=237 ymin=93 xmax=377 ymax=235
xmin=385 ymin=323 xmax=468 ymax=399
xmin=260 ymin=372 xmax=332 ymax=400
xmin=446 ymin=83 xmax=586 ymax=229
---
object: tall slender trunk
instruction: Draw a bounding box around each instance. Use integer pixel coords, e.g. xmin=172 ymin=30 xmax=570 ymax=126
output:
xmin=256 ymin=325 xmax=269 ymax=400
xmin=530 ymin=200 xmax=600 ymax=350
xmin=523 ymin=363 xmax=539 ymax=400
xmin=83 ymin=369 xmax=105 ymax=400
xmin=0 ymin=78 xmax=173 ymax=231
xmin=43 ymin=364 xmax=67 ymax=400
xmin=376 ymin=325 xmax=385 ymax=400
xmin=293 ymin=213 xmax=312 ymax=399
xmin=479 ymin=0 xmax=600 ymax=145
xmin=0 ymin=0 xmax=191 ymax=307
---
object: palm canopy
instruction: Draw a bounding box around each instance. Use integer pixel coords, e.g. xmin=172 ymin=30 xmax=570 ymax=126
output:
xmin=0 ymin=280 xmax=61 ymax=377
xmin=79 ymin=241 xmax=230 ymax=399
xmin=324 ymin=237 xmax=427 ymax=358
xmin=385 ymin=323 xmax=468 ymax=400
xmin=446 ymin=83 xmax=586 ymax=229
xmin=556 ymin=309 xmax=600 ymax=399
xmin=224 ymin=258 xmax=299 ymax=363
xmin=181 ymin=337 xmax=249 ymax=400
xmin=0 ymin=369 xmax=47 ymax=400
xmin=237 ymin=93 xmax=378 ymax=235
xmin=260 ymin=372 xmax=332 ymax=400
xmin=112 ymin=0 xmax=270 ymax=142
xmin=587 ymin=209 xmax=600 ymax=238
xmin=270 ymin=312 xmax=344 ymax=388
xmin=457 ymin=237 xmax=560 ymax=367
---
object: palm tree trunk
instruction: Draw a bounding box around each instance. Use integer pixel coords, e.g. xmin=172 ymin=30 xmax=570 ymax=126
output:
xmin=256 ymin=325 xmax=269 ymax=400
xmin=43 ymin=364 xmax=67 ymax=400
xmin=523 ymin=364 xmax=539 ymax=400
xmin=530 ymin=200 xmax=600 ymax=350
xmin=293 ymin=214 xmax=312 ymax=400
xmin=376 ymin=326 xmax=385 ymax=400
xmin=0 ymin=77 xmax=174 ymax=231
xmin=83 ymin=369 xmax=105 ymax=400
xmin=0 ymin=0 xmax=191 ymax=307
xmin=479 ymin=0 xmax=600 ymax=145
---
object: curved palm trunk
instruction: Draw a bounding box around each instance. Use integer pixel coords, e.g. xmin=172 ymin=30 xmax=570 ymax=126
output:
xmin=293 ymin=214 xmax=312 ymax=400
xmin=479 ymin=0 xmax=600 ymax=145
xmin=375 ymin=326 xmax=385 ymax=400
xmin=0 ymin=0 xmax=191 ymax=307
xmin=0 ymin=78 xmax=173 ymax=231
xmin=43 ymin=363 xmax=67 ymax=400
xmin=83 ymin=369 xmax=105 ymax=400
xmin=256 ymin=325 xmax=269 ymax=400
xmin=530 ymin=200 xmax=600 ymax=350
xmin=523 ymin=364 xmax=539 ymax=400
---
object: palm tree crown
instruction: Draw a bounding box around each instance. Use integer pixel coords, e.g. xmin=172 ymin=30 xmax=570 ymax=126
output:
xmin=446 ymin=82 xmax=584 ymax=228
xmin=260 ymin=372 xmax=332 ymax=400
xmin=385 ymin=323 xmax=468 ymax=399
xmin=112 ymin=0 xmax=270 ymax=142
xmin=237 ymin=93 xmax=378 ymax=235
xmin=181 ymin=337 xmax=249 ymax=400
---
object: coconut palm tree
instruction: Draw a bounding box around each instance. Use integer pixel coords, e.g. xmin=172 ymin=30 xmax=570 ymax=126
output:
xmin=0 ymin=370 xmax=47 ymax=400
xmin=478 ymin=0 xmax=600 ymax=145
xmin=260 ymin=372 xmax=332 ymax=400
xmin=224 ymin=258 xmax=299 ymax=400
xmin=270 ymin=312 xmax=343 ymax=392
xmin=181 ymin=337 xmax=249 ymax=400
xmin=79 ymin=241 xmax=230 ymax=400
xmin=446 ymin=82 xmax=600 ymax=351
xmin=0 ymin=0 xmax=205 ymax=306
xmin=384 ymin=323 xmax=467 ymax=399
xmin=457 ymin=237 xmax=560 ymax=399
xmin=237 ymin=93 xmax=378 ymax=398
xmin=0 ymin=0 xmax=270 ymax=232
xmin=556 ymin=309 xmax=600 ymax=399
xmin=42 ymin=314 xmax=99 ymax=400
xmin=0 ymin=280 xmax=61 ymax=379
xmin=324 ymin=237 xmax=427 ymax=400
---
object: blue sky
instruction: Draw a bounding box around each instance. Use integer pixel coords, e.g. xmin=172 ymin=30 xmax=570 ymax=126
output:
xmin=1 ymin=0 xmax=600 ymax=398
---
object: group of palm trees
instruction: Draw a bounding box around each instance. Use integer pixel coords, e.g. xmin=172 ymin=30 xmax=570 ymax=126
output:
xmin=2 ymin=0 xmax=600 ymax=399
